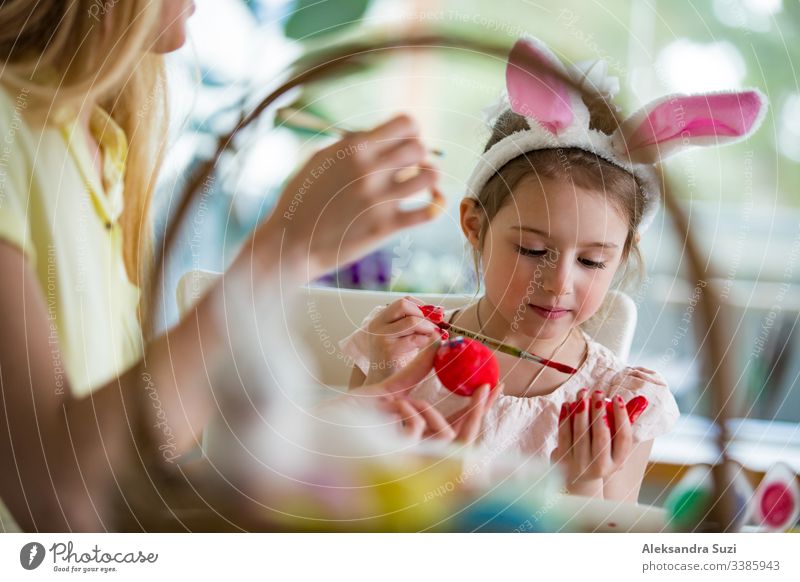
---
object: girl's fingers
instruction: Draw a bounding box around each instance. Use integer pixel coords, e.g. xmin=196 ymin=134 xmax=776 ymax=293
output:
xmin=402 ymin=296 xmax=426 ymax=306
xmin=629 ymin=366 xmax=665 ymax=385
xmin=390 ymin=335 xmax=437 ymax=361
xmin=553 ymin=402 xmax=572 ymax=464
xmin=590 ymin=390 xmax=612 ymax=464
xmin=571 ymin=389 xmax=590 ymax=467
xmin=454 ymin=384 xmax=490 ymax=443
xmin=486 ymin=382 xmax=504 ymax=409
xmin=408 ymin=333 xmax=438 ymax=348
xmin=380 ymin=315 xmax=439 ymax=338
xmin=381 ymin=298 xmax=428 ymax=324
xmin=611 ymin=394 xmax=633 ymax=464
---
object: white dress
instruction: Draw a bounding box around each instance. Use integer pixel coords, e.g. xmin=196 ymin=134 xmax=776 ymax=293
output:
xmin=339 ymin=306 xmax=680 ymax=460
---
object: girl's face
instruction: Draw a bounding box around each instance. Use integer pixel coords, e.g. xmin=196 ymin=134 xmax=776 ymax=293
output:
xmin=461 ymin=174 xmax=629 ymax=341
xmin=152 ymin=0 xmax=196 ymax=53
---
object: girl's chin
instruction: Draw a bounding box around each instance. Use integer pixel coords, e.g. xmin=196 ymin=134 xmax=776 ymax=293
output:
xmin=510 ymin=318 xmax=569 ymax=340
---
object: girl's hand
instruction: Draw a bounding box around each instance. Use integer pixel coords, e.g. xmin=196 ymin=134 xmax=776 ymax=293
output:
xmin=351 ymin=341 xmax=504 ymax=444
xmin=551 ymin=389 xmax=634 ymax=495
xmin=364 ymin=297 xmax=441 ymax=384
xmin=255 ymin=114 xmax=441 ymax=282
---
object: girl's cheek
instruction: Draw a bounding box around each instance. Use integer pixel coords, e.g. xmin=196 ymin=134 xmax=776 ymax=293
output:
xmin=575 ymin=277 xmax=612 ymax=319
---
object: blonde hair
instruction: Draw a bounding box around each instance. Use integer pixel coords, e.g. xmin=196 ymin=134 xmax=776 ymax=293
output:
xmin=0 ymin=0 xmax=170 ymax=328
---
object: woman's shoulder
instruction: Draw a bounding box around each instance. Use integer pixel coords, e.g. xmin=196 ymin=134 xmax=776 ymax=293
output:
xmin=0 ymin=85 xmax=23 ymax=131
xmin=0 ymin=84 xmax=37 ymax=159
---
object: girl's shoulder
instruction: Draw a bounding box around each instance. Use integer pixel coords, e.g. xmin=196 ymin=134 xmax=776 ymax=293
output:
xmin=578 ymin=330 xmax=668 ymax=391
xmin=575 ymin=331 xmax=679 ymax=441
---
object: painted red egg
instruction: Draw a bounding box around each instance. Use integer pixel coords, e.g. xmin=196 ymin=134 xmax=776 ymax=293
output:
xmin=433 ymin=337 xmax=499 ymax=396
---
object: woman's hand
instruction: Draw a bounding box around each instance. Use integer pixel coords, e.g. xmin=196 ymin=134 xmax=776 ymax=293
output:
xmin=550 ymin=389 xmax=634 ymax=497
xmin=351 ymin=340 xmax=503 ymax=444
xmin=376 ymin=384 xmax=502 ymax=443
xmin=253 ymin=114 xmax=441 ymax=282
xmin=364 ymin=296 xmax=441 ymax=384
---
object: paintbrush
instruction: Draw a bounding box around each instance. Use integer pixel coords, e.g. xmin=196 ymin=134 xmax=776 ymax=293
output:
xmin=275 ymin=106 xmax=445 ymax=157
xmin=438 ymin=321 xmax=578 ymax=375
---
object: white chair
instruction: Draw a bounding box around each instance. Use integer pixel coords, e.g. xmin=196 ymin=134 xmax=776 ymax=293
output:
xmin=176 ymin=271 xmax=637 ymax=387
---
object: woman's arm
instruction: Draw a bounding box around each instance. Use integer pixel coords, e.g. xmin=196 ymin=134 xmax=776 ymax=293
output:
xmin=0 ymin=239 xmax=271 ymax=531
xmin=0 ymin=242 xmax=139 ymax=531
xmin=348 ymin=366 xmax=367 ymax=389
xmin=0 ymin=114 xmax=439 ymax=531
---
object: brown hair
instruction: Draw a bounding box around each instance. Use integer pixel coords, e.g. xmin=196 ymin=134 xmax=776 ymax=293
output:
xmin=469 ymin=105 xmax=648 ymax=290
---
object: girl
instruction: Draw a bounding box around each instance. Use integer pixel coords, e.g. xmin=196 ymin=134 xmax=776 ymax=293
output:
xmin=0 ymin=1 xmax=440 ymax=531
xmin=342 ymin=37 xmax=767 ymax=502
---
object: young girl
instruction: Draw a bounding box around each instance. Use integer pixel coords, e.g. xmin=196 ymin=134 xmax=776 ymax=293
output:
xmin=0 ymin=1 xmax=440 ymax=531
xmin=342 ymin=36 xmax=767 ymax=502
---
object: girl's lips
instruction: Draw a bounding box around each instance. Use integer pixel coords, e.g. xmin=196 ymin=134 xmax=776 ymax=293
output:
xmin=529 ymin=304 xmax=570 ymax=320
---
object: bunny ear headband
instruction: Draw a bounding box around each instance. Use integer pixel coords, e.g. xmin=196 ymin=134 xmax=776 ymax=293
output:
xmin=466 ymin=36 xmax=769 ymax=233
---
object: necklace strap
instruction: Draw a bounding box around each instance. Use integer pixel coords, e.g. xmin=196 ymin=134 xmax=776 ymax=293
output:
xmin=526 ymin=327 xmax=574 ymax=391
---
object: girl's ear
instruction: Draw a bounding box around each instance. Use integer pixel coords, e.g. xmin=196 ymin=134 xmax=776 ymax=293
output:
xmin=460 ymin=198 xmax=483 ymax=250
xmin=613 ymin=89 xmax=768 ymax=164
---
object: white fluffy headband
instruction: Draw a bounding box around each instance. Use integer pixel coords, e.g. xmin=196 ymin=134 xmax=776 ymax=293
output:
xmin=465 ymin=36 xmax=769 ymax=233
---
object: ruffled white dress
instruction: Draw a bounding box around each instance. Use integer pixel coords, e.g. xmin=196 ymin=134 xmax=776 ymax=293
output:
xmin=339 ymin=306 xmax=680 ymax=460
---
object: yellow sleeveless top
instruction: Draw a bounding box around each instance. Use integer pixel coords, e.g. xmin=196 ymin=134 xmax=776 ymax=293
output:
xmin=0 ymin=86 xmax=143 ymax=531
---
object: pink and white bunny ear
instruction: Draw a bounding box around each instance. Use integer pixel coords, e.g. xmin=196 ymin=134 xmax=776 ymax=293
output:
xmin=506 ymin=37 xmax=575 ymax=134
xmin=613 ymin=89 xmax=768 ymax=164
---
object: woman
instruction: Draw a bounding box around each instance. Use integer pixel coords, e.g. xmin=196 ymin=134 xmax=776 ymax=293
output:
xmin=0 ymin=0 xmax=446 ymax=531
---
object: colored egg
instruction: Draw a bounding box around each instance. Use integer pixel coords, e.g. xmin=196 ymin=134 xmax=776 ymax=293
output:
xmin=434 ymin=337 xmax=500 ymax=396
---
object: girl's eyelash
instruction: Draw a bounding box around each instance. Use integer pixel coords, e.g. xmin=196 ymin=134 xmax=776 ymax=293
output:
xmin=515 ymin=245 xmax=547 ymax=257
xmin=579 ymin=258 xmax=607 ymax=270
xmin=515 ymin=245 xmax=607 ymax=269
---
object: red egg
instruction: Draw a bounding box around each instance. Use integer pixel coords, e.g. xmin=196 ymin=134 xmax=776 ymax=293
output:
xmin=434 ymin=337 xmax=500 ymax=396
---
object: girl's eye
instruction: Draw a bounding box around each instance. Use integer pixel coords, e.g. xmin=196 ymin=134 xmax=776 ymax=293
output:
xmin=579 ymin=258 xmax=607 ymax=270
xmin=515 ymin=245 xmax=547 ymax=257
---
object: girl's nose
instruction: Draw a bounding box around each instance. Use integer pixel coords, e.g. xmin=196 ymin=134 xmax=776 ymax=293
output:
xmin=541 ymin=258 xmax=574 ymax=297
